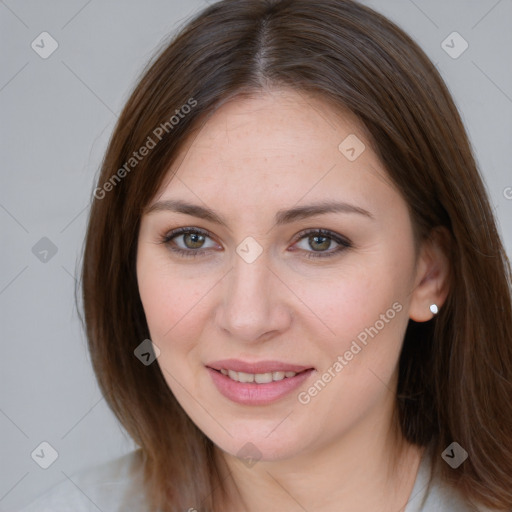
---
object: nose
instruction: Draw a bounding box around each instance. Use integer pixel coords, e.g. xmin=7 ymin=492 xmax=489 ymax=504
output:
xmin=215 ymin=255 xmax=292 ymax=343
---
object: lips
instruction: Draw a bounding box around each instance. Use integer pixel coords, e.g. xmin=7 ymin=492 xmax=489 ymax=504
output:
xmin=206 ymin=359 xmax=315 ymax=405
xmin=207 ymin=359 xmax=312 ymax=374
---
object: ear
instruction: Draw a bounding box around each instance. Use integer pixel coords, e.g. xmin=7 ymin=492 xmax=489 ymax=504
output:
xmin=408 ymin=227 xmax=451 ymax=322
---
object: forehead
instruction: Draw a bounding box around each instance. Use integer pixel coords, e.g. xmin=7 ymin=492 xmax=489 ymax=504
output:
xmin=178 ymin=89 xmax=366 ymax=166
xmin=153 ymin=89 xmax=398 ymax=212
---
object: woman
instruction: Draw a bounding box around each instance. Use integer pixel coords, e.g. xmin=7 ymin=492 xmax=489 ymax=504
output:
xmin=21 ymin=0 xmax=512 ymax=510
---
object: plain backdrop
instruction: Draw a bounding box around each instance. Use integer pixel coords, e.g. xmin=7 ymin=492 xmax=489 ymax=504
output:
xmin=1 ymin=0 xmax=511 ymax=509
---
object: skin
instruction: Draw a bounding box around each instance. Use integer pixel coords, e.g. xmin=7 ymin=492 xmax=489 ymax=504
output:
xmin=136 ymin=88 xmax=450 ymax=511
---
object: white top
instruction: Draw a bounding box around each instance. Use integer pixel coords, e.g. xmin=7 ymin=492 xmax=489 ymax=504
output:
xmin=18 ymin=449 xmax=491 ymax=511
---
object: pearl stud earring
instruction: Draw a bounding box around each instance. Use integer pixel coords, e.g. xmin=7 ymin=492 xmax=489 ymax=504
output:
xmin=429 ymin=304 xmax=439 ymax=315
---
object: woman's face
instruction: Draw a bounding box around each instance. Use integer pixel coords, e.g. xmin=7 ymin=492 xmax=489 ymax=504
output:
xmin=137 ymin=89 xmax=422 ymax=462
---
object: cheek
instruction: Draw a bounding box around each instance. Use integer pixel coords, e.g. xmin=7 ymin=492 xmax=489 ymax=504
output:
xmin=136 ymin=253 xmax=211 ymax=351
xmin=295 ymin=272 xmax=408 ymax=426
xmin=290 ymin=264 xmax=403 ymax=344
xmin=137 ymin=265 xmax=215 ymax=402
xmin=289 ymin=258 xmax=411 ymax=399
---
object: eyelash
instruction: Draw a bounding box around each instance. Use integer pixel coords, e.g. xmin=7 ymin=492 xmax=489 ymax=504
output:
xmin=159 ymin=227 xmax=217 ymax=259
xmin=159 ymin=227 xmax=352 ymax=259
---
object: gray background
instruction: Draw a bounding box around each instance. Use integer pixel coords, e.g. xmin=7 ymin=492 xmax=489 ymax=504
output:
xmin=1 ymin=0 xmax=511 ymax=509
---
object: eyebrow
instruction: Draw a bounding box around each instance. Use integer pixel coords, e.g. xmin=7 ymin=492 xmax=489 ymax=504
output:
xmin=144 ymin=199 xmax=373 ymax=226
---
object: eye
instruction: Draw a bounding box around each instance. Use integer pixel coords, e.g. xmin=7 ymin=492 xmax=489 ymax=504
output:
xmin=291 ymin=229 xmax=352 ymax=259
xmin=159 ymin=227 xmax=351 ymax=260
xmin=160 ymin=227 xmax=221 ymax=257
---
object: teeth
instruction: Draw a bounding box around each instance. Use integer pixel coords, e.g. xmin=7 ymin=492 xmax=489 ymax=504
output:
xmin=238 ymin=371 xmax=255 ymax=383
xmin=255 ymin=372 xmax=273 ymax=383
xmin=219 ymin=369 xmax=298 ymax=383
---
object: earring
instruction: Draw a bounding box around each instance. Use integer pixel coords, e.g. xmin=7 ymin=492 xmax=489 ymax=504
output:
xmin=429 ymin=304 xmax=439 ymax=315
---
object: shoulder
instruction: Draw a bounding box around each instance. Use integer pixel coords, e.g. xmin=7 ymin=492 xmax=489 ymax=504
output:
xmin=405 ymin=448 xmax=499 ymax=512
xmin=17 ymin=450 xmax=147 ymax=512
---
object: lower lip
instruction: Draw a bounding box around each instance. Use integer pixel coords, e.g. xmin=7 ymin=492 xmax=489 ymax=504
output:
xmin=207 ymin=367 xmax=314 ymax=405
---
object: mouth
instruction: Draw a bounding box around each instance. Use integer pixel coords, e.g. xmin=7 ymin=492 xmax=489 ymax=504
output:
xmin=206 ymin=359 xmax=315 ymax=405
xmin=215 ymin=368 xmax=307 ymax=383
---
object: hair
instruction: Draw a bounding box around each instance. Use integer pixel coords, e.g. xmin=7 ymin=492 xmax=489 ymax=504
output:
xmin=81 ymin=0 xmax=512 ymax=510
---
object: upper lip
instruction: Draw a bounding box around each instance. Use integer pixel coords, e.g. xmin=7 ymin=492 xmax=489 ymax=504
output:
xmin=206 ymin=359 xmax=313 ymax=374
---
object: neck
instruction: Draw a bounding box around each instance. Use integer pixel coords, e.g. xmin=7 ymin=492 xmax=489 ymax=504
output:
xmin=215 ymin=403 xmax=425 ymax=511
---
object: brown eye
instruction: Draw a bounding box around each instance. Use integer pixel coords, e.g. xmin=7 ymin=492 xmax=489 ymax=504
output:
xmin=308 ymin=234 xmax=332 ymax=251
xmin=292 ymin=229 xmax=352 ymax=259
xmin=162 ymin=227 xmax=221 ymax=258
xmin=183 ymin=232 xmax=206 ymax=249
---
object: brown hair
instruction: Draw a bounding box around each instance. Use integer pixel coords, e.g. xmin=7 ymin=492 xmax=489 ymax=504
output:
xmin=81 ymin=0 xmax=512 ymax=509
